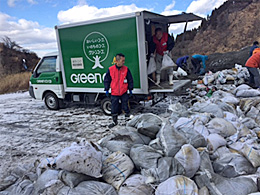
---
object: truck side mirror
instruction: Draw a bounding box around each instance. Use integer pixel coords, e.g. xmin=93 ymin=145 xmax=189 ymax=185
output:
xmin=33 ymin=71 xmax=37 ymax=78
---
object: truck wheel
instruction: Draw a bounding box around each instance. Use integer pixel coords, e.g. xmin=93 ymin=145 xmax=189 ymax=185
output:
xmin=44 ymin=92 xmax=59 ymax=110
xmin=101 ymin=97 xmax=111 ymax=115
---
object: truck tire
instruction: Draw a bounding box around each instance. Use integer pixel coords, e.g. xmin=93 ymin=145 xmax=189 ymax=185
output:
xmin=44 ymin=92 xmax=59 ymax=110
xmin=101 ymin=97 xmax=111 ymax=115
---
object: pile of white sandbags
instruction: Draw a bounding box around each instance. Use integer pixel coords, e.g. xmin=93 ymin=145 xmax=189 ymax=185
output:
xmin=2 ymin=68 xmax=260 ymax=194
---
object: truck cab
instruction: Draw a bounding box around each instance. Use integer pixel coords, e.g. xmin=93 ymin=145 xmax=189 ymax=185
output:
xmin=29 ymin=52 xmax=65 ymax=109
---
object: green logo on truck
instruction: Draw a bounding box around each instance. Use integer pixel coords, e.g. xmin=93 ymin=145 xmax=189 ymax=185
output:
xmin=83 ymin=32 xmax=109 ymax=70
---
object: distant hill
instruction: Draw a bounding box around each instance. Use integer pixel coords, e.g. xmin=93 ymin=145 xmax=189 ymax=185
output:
xmin=0 ymin=42 xmax=40 ymax=76
xmin=173 ymin=0 xmax=259 ymax=56
xmin=171 ymin=0 xmax=260 ymax=71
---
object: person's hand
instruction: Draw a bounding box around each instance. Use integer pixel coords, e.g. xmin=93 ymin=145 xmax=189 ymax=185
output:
xmin=163 ymin=50 xmax=169 ymax=55
xmin=150 ymin=53 xmax=155 ymax=58
xmin=129 ymin=90 xmax=133 ymax=97
xmin=106 ymin=91 xmax=109 ymax=97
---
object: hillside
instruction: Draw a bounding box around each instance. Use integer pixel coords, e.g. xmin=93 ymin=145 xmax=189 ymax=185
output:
xmin=173 ymin=0 xmax=260 ymax=57
xmin=0 ymin=42 xmax=39 ymax=76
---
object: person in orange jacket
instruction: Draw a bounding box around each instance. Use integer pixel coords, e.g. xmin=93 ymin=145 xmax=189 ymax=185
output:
xmin=245 ymin=52 xmax=260 ymax=88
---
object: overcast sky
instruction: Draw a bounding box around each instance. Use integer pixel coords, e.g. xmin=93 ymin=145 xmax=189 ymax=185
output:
xmin=0 ymin=0 xmax=227 ymax=57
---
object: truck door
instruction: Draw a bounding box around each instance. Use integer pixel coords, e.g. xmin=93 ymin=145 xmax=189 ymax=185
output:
xmin=31 ymin=56 xmax=63 ymax=100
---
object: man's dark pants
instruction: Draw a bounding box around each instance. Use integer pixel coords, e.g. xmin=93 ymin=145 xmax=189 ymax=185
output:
xmin=111 ymin=93 xmax=130 ymax=121
xmin=247 ymin=67 xmax=260 ymax=88
xmin=191 ymin=57 xmax=201 ymax=74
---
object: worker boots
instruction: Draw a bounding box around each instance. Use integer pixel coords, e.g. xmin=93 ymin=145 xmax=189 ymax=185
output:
xmin=169 ymin=75 xmax=174 ymax=85
xmin=156 ymin=74 xmax=160 ymax=85
xmin=108 ymin=115 xmax=118 ymax=128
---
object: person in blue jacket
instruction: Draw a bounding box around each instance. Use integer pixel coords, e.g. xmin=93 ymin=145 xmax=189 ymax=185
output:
xmin=249 ymin=41 xmax=259 ymax=57
xmin=191 ymin=54 xmax=208 ymax=75
xmin=176 ymin=56 xmax=189 ymax=69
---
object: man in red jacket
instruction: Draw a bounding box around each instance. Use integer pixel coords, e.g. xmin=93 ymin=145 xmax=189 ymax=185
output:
xmin=245 ymin=52 xmax=260 ymax=89
xmin=104 ymin=53 xmax=134 ymax=128
xmin=151 ymin=28 xmax=175 ymax=85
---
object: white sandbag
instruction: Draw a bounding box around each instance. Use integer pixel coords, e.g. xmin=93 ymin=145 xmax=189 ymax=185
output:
xmin=118 ymin=174 xmax=154 ymax=195
xmin=55 ymin=139 xmax=102 ymax=178
xmin=177 ymin=127 xmax=207 ymax=148
xmin=233 ymin=84 xmax=251 ymax=94
xmin=223 ymin=111 xmax=241 ymax=131
xmin=214 ymin=100 xmax=236 ymax=114
xmin=237 ymin=125 xmax=252 ymax=138
xmin=33 ymin=169 xmax=59 ymax=194
xmin=212 ymin=153 xmax=256 ymax=178
xmin=41 ymin=179 xmax=65 ymax=195
xmin=235 ymin=63 xmax=244 ymax=72
xmin=8 ymin=180 xmax=34 ymax=195
xmin=199 ymin=186 xmax=210 ymax=195
xmin=242 ymin=144 xmax=260 ymax=168
xmin=36 ymin=157 xmax=55 ymax=177
xmin=236 ymin=89 xmax=260 ymax=97
xmin=207 ymin=133 xmax=227 ymax=152
xmin=99 ymin=127 xmax=151 ymax=155
xmin=127 ymin=113 xmax=162 ymax=139
xmin=174 ymin=117 xmax=194 ymax=130
xmin=58 ymin=170 xmax=97 ymax=188
xmin=239 ymin=97 xmax=260 ymax=113
xmin=226 ymin=74 xmax=235 ymax=81
xmin=191 ymin=113 xmax=212 ymax=125
xmin=234 ymin=84 xmax=260 ymax=97
xmin=207 ymin=118 xmax=237 ymax=138
xmin=157 ymin=123 xmax=187 ymax=157
xmin=161 ymin=54 xmax=176 ymax=71
xmin=177 ymin=67 xmax=188 ymax=76
xmin=147 ymin=56 xmax=156 ymax=75
xmin=194 ymin=120 xmax=210 ymax=138
xmin=102 ymin=151 xmax=134 ymax=190
xmin=189 ymin=102 xmax=224 ymax=118
xmin=228 ymin=139 xmax=258 ymax=153
xmin=210 ymin=146 xmax=232 ymax=161
xmin=236 ymin=105 xmax=245 ymax=118
xmin=246 ymin=106 xmax=260 ymax=119
xmin=0 ymin=175 xmax=18 ymax=192
xmin=130 ymin=144 xmax=163 ymax=170
xmin=216 ymin=71 xmax=226 ymax=84
xmin=212 ymin=90 xmax=239 ymax=105
xmin=174 ymin=144 xmax=201 ymax=178
xmin=155 ymin=175 xmax=199 ymax=195
xmin=202 ymin=76 xmax=208 ymax=85
xmin=168 ymin=103 xmax=191 ymax=124
xmin=222 ymin=95 xmax=239 ymax=105
xmin=141 ymin=157 xmax=185 ymax=184
xmin=195 ymin=170 xmax=258 ymax=195
xmin=66 ymin=181 xmax=117 ymax=195
xmin=198 ymin=150 xmax=215 ymax=173
xmin=242 ymin=117 xmax=259 ymax=129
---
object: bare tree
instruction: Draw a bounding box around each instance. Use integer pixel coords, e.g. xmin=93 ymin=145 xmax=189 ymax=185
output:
xmin=2 ymin=36 xmax=22 ymax=51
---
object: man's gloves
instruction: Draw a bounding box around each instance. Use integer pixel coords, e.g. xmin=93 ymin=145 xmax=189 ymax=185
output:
xmin=129 ymin=90 xmax=133 ymax=97
xmin=163 ymin=50 xmax=169 ymax=55
xmin=106 ymin=91 xmax=109 ymax=97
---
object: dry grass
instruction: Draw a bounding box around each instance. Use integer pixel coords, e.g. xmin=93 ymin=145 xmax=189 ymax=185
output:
xmin=0 ymin=72 xmax=32 ymax=94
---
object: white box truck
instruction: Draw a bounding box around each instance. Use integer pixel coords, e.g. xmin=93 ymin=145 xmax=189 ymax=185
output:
xmin=29 ymin=11 xmax=202 ymax=114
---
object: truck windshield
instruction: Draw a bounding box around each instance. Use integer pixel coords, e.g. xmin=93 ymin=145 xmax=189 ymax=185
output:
xmin=37 ymin=56 xmax=57 ymax=74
